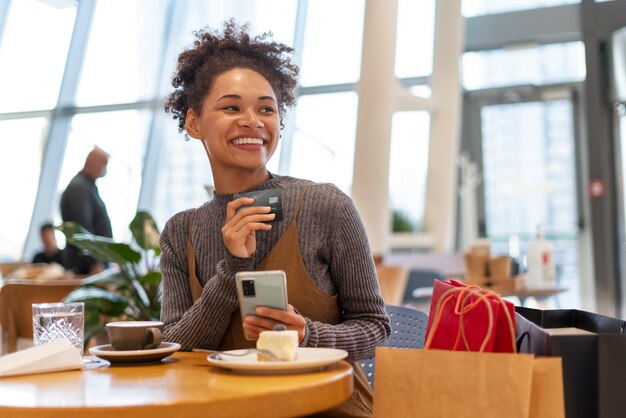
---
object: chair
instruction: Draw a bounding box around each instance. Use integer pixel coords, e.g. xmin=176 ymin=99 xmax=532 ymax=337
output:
xmin=375 ymin=265 xmax=409 ymax=305
xmin=360 ymin=304 xmax=429 ymax=388
xmin=401 ymin=269 xmax=446 ymax=311
xmin=0 ymin=278 xmax=83 ymax=354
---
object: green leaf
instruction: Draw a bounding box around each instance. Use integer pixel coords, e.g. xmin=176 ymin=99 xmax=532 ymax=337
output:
xmin=139 ymin=271 xmax=162 ymax=287
xmin=129 ymin=211 xmax=161 ymax=251
xmin=80 ymin=269 xmax=128 ymax=287
xmin=106 ymin=242 xmax=142 ymax=264
xmin=67 ymin=234 xmax=141 ymax=265
xmin=130 ymin=278 xmax=150 ymax=308
xmin=83 ymin=310 xmax=107 ymax=345
xmin=64 ymin=286 xmax=127 ymax=306
xmin=57 ymin=222 xmax=89 ymax=238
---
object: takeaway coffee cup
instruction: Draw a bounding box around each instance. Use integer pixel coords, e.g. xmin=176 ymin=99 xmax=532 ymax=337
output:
xmin=106 ymin=321 xmax=163 ymax=351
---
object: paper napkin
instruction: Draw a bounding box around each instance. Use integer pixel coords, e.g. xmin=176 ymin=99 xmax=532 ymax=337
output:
xmin=0 ymin=339 xmax=83 ymax=377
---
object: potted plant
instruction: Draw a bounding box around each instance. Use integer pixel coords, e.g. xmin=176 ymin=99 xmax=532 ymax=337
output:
xmin=59 ymin=211 xmax=161 ymax=345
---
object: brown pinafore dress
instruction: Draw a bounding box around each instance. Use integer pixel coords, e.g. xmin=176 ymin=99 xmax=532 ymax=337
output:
xmin=186 ymin=187 xmax=373 ymax=418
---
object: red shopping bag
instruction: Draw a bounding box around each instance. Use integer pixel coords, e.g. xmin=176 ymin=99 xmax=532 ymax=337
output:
xmin=425 ymin=279 xmax=516 ymax=352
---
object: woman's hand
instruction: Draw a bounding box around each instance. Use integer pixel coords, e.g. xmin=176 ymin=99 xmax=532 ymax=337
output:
xmin=243 ymin=304 xmax=307 ymax=343
xmin=222 ymin=197 xmax=275 ymax=258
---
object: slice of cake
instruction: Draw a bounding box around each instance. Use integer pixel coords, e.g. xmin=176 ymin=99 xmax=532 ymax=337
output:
xmin=256 ymin=329 xmax=298 ymax=362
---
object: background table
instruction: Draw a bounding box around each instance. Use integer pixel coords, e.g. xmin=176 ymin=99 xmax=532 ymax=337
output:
xmin=0 ymin=352 xmax=353 ymax=418
xmin=495 ymin=286 xmax=568 ymax=307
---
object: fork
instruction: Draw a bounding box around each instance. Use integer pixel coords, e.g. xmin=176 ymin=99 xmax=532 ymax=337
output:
xmin=192 ymin=348 xmax=279 ymax=361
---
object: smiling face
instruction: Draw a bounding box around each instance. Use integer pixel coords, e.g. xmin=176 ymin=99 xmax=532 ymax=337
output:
xmin=185 ymin=68 xmax=280 ymax=192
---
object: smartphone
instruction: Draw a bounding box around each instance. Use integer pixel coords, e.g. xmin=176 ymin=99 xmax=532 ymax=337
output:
xmin=235 ymin=270 xmax=288 ymax=340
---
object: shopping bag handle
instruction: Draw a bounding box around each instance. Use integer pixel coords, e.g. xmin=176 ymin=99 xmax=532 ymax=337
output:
xmin=426 ymin=286 xmax=517 ymax=353
xmin=425 ymin=287 xmax=494 ymax=352
xmin=471 ymin=288 xmax=516 ymax=353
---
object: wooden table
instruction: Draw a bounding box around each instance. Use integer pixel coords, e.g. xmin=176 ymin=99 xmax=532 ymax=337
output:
xmin=0 ymin=352 xmax=354 ymax=418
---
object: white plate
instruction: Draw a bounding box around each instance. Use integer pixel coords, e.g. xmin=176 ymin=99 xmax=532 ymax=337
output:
xmin=89 ymin=342 xmax=181 ymax=365
xmin=206 ymin=347 xmax=348 ymax=373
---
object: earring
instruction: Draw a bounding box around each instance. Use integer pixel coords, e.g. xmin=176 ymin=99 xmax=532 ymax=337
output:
xmin=184 ymin=133 xmax=191 ymax=141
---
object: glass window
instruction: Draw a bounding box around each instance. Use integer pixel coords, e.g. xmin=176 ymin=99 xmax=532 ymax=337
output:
xmin=299 ymin=0 xmax=365 ymax=87
xmin=151 ymin=116 xmax=215 ymax=229
xmin=0 ymin=118 xmax=49 ymax=261
xmin=289 ymin=92 xmax=358 ymax=193
xmin=619 ymin=109 xmax=626 ymax=256
xmin=463 ymin=42 xmax=586 ymax=90
xmin=0 ymin=0 xmax=76 ymax=112
xmin=462 ymin=0 xmax=579 ymax=17
xmin=55 ymin=110 xmax=151 ymax=242
xmin=75 ymin=0 xmax=169 ymax=107
xmin=409 ymin=85 xmax=432 ymax=98
xmin=482 ymin=101 xmax=578 ymax=235
xmin=175 ymin=0 xmax=297 ymax=51
xmin=481 ymin=99 xmax=580 ymax=308
xmin=389 ymin=111 xmax=430 ymax=232
xmin=395 ymin=0 xmax=436 ymax=79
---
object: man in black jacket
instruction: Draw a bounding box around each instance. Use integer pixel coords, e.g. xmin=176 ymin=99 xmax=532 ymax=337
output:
xmin=60 ymin=147 xmax=112 ymax=274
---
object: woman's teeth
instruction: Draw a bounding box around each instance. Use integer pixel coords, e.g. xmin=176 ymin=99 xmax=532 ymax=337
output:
xmin=232 ymin=138 xmax=263 ymax=145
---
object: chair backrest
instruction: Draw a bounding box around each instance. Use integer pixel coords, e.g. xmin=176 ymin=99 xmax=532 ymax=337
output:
xmin=375 ymin=265 xmax=409 ymax=306
xmin=361 ymin=304 xmax=429 ymax=388
xmin=401 ymin=269 xmax=445 ymax=308
xmin=0 ymin=278 xmax=83 ymax=353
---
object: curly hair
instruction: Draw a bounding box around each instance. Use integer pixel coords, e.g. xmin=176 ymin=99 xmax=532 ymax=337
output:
xmin=164 ymin=19 xmax=299 ymax=133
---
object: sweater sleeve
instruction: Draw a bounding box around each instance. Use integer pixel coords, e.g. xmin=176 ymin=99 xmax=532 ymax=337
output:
xmin=302 ymin=191 xmax=391 ymax=361
xmin=159 ymin=211 xmax=254 ymax=350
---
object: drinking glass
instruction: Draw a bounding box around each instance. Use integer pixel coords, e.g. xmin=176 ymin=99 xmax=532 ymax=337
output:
xmin=32 ymin=302 xmax=85 ymax=355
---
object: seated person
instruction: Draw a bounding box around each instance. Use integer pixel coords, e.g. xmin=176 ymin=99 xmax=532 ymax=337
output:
xmin=159 ymin=20 xmax=391 ymax=417
xmin=32 ymin=223 xmax=66 ymax=267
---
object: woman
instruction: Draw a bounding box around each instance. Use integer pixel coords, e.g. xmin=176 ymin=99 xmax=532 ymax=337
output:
xmin=161 ymin=20 xmax=390 ymax=417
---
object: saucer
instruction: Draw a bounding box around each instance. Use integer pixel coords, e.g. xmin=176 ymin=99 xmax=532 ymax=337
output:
xmin=89 ymin=342 xmax=181 ymax=365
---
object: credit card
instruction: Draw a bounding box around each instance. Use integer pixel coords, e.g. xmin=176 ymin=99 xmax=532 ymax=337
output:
xmin=233 ymin=188 xmax=283 ymax=222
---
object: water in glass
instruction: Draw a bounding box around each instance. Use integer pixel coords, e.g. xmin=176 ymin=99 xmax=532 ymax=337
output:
xmin=32 ymin=303 xmax=84 ymax=355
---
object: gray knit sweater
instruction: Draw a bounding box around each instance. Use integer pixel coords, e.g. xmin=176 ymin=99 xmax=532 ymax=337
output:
xmin=159 ymin=174 xmax=391 ymax=361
